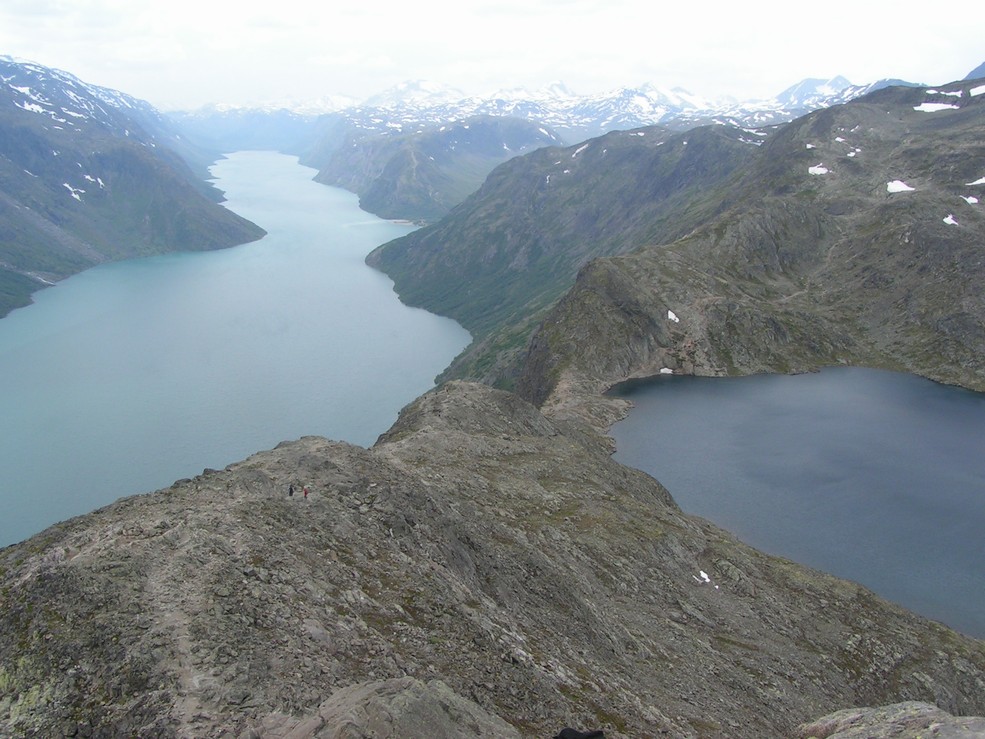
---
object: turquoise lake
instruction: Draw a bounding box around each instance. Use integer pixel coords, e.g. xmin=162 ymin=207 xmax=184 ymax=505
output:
xmin=0 ymin=151 xmax=470 ymax=548
xmin=609 ymin=367 xmax=985 ymax=638
xmin=3 ymin=151 xmax=983 ymax=644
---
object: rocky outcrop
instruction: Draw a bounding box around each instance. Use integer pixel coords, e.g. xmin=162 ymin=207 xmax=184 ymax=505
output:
xmin=253 ymin=677 xmax=521 ymax=738
xmin=2 ymin=382 xmax=984 ymax=737
xmin=796 ymin=701 xmax=985 ymax=738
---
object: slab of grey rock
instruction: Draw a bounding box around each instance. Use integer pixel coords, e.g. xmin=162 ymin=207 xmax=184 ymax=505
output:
xmin=797 ymin=701 xmax=985 ymax=738
xmin=253 ymin=677 xmax=521 ymax=738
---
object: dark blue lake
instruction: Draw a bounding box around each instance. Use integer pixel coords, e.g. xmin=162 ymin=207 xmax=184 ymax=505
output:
xmin=608 ymin=367 xmax=985 ymax=639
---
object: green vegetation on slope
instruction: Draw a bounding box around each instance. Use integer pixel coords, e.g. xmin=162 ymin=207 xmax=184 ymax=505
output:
xmin=368 ymin=123 xmax=758 ymax=385
xmin=517 ymin=80 xmax=985 ymax=410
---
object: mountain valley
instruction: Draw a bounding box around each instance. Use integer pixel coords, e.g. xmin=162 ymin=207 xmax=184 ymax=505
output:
xmin=1 ymin=55 xmax=985 ymax=738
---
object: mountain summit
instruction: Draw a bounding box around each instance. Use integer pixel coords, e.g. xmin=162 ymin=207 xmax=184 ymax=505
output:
xmin=774 ymin=75 xmax=854 ymax=106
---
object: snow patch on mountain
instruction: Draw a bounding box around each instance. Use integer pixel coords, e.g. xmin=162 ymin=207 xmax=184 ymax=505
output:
xmin=887 ymin=180 xmax=915 ymax=193
xmin=914 ymin=102 xmax=959 ymax=112
xmin=1 ymin=55 xmax=169 ymax=145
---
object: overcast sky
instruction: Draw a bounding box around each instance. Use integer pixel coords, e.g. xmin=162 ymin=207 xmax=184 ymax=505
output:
xmin=0 ymin=0 xmax=981 ymax=110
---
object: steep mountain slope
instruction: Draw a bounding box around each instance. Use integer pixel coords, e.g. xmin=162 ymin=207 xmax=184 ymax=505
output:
xmin=365 ymin=79 xmax=985 ymax=395
xmin=315 ymin=115 xmax=564 ymax=222
xmin=517 ymin=80 xmax=985 ymax=423
xmin=2 ymin=382 xmax=983 ymax=738
xmin=367 ymin=123 xmax=760 ymax=381
xmin=0 ymin=58 xmax=265 ymax=317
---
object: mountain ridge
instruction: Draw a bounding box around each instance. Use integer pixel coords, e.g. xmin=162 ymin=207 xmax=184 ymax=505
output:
xmin=2 ymin=381 xmax=984 ymax=737
xmin=0 ymin=57 xmax=265 ymax=317
xmin=364 ymin=77 xmax=985 ymax=397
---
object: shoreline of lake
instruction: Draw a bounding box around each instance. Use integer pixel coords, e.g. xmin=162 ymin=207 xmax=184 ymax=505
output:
xmin=0 ymin=151 xmax=470 ymax=548
xmin=608 ymin=365 xmax=985 ymax=638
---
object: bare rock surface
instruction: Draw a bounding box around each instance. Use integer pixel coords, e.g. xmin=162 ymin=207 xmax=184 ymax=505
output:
xmin=797 ymin=700 xmax=985 ymax=738
xmin=1 ymin=381 xmax=984 ymax=737
xmin=253 ymin=677 xmax=521 ymax=738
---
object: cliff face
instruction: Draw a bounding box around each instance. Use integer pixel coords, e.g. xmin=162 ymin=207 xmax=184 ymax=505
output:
xmin=517 ymin=80 xmax=985 ymax=420
xmin=2 ymin=382 xmax=983 ymax=737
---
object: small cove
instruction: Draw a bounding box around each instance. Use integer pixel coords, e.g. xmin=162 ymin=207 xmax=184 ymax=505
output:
xmin=608 ymin=366 xmax=985 ymax=638
xmin=0 ymin=151 xmax=470 ymax=548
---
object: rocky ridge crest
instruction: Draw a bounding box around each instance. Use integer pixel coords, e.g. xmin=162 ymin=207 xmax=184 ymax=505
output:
xmin=2 ymin=382 xmax=984 ymax=737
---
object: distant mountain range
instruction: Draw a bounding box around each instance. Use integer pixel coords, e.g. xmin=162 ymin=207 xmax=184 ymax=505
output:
xmin=344 ymin=76 xmax=926 ymax=140
xmin=176 ymin=75 xmax=925 ymax=146
xmin=171 ymin=74 xmax=928 ymax=223
xmin=0 ymin=56 xmax=264 ymax=317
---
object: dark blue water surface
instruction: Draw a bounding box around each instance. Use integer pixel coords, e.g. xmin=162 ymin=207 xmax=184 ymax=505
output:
xmin=609 ymin=367 xmax=985 ymax=638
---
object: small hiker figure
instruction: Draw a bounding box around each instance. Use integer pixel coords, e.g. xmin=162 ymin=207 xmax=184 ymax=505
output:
xmin=303 ymin=486 xmax=309 ymax=501
xmin=288 ymin=484 xmax=294 ymax=497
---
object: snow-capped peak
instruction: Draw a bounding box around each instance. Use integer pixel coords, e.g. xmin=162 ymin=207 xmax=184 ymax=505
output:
xmin=489 ymin=81 xmax=578 ymax=102
xmin=363 ymin=80 xmax=467 ymax=108
xmin=774 ymin=76 xmax=853 ymax=107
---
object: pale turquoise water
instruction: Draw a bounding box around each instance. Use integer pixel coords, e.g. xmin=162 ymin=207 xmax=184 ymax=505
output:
xmin=0 ymin=151 xmax=470 ymax=547
xmin=609 ymin=367 xmax=985 ymax=638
